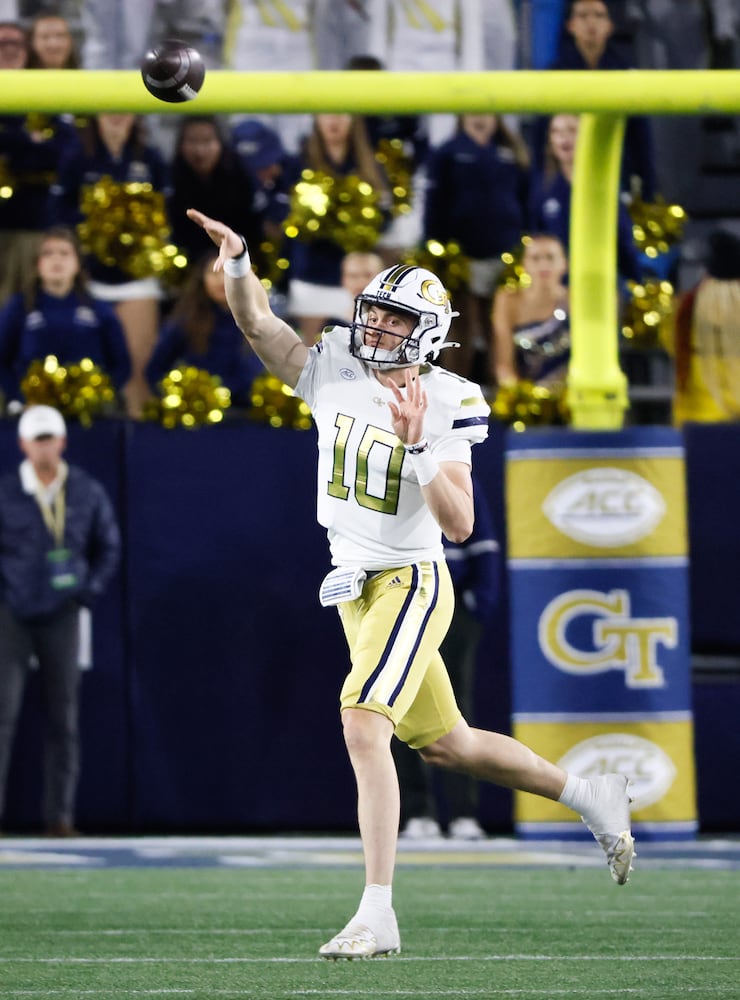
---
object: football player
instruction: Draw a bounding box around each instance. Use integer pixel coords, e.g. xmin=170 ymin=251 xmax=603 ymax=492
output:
xmin=187 ymin=207 xmax=636 ymax=960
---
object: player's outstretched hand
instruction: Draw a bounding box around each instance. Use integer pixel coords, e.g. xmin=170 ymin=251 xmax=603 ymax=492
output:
xmin=384 ymin=369 xmax=427 ymax=446
xmin=186 ymin=209 xmax=244 ymax=272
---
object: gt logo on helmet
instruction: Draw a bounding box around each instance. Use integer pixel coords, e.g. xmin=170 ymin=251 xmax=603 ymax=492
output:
xmin=420 ymin=279 xmax=449 ymax=309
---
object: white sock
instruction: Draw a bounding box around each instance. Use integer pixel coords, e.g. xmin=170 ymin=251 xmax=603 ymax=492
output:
xmin=558 ymin=772 xmax=595 ymax=817
xmin=559 ymin=773 xmax=630 ymax=834
xmin=354 ymin=883 xmax=393 ymax=927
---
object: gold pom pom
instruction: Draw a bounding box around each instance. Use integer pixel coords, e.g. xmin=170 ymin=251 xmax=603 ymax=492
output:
xmin=490 ymin=379 xmax=568 ymax=431
xmin=621 ymin=279 xmax=675 ymax=348
xmin=283 ymin=169 xmax=385 ymax=254
xmin=499 ymin=235 xmax=535 ymax=291
xmin=20 ymin=355 xmax=117 ymax=427
xmin=248 ymin=372 xmax=312 ymax=430
xmin=401 ymin=240 xmax=470 ymax=294
xmin=629 ymin=195 xmax=687 ymax=260
xmin=77 ymin=175 xmax=187 ymax=281
xmin=143 ymin=366 xmax=231 ymax=429
xmin=375 ymin=137 xmax=413 ymax=218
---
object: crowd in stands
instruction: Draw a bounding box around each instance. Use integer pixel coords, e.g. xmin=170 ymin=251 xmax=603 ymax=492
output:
xmin=0 ymin=0 xmax=738 ymax=424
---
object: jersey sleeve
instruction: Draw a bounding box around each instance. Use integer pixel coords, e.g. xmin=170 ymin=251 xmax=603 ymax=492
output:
xmin=432 ymin=378 xmax=490 ymax=464
xmin=293 ymin=328 xmax=338 ymax=410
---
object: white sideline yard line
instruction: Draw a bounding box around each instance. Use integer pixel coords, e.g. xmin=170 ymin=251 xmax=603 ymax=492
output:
xmin=1 ymin=955 xmax=738 ymax=964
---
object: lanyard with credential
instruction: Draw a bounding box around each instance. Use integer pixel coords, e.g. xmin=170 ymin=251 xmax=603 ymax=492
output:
xmin=35 ymin=476 xmax=67 ymax=547
xmin=36 ymin=468 xmax=78 ymax=592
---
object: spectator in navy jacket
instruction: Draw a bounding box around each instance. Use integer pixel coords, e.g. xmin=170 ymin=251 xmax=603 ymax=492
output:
xmin=0 ymin=227 xmax=131 ymax=410
xmin=423 ymin=114 xmax=530 ymax=379
xmin=529 ymin=113 xmax=642 ymax=283
xmin=285 ymin=112 xmax=391 ymax=345
xmin=146 ymin=249 xmax=264 ymax=409
xmin=0 ymin=20 xmax=81 ymax=306
xmin=49 ymin=113 xmax=170 ymax=417
xmin=0 ymin=405 xmax=120 ymax=837
xmin=168 ymin=116 xmax=263 ymax=276
xmin=532 ymin=0 xmax=656 ymax=200
xmin=392 ymin=478 xmax=501 ymax=841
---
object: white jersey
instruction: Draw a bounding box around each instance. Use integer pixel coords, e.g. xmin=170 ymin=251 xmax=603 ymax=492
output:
xmin=294 ymin=327 xmax=490 ymax=570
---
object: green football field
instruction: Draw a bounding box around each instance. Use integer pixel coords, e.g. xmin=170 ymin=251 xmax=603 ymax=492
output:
xmin=1 ymin=848 xmax=739 ymax=1000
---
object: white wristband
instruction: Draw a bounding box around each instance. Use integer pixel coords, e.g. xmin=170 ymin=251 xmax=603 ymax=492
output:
xmin=404 ymin=439 xmax=439 ymax=486
xmin=223 ymin=237 xmax=251 ymax=277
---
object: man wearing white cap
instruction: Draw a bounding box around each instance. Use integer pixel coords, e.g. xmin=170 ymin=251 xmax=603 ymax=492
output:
xmin=0 ymin=406 xmax=120 ymax=837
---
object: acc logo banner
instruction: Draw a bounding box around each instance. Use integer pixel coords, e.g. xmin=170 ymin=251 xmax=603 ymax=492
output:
xmin=512 ymin=719 xmax=697 ymax=827
xmin=506 ymin=452 xmax=687 ymax=559
xmin=542 ymin=467 xmax=665 ymax=547
xmin=539 ymin=588 xmax=677 ymax=688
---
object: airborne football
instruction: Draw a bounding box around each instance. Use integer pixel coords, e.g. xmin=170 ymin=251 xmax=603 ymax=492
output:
xmin=141 ymin=38 xmax=205 ymax=103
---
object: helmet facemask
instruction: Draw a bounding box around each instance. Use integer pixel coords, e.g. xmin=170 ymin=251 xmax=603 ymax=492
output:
xmin=349 ymin=265 xmax=459 ymax=370
xmin=351 ymin=300 xmax=433 ymax=369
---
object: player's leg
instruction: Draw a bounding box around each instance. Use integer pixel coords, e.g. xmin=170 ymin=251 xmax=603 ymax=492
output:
xmin=341 ymin=707 xmax=397 ymax=888
xmin=320 ymin=562 xmax=454 ymax=959
xmin=319 ymin=706 xmax=401 ymax=959
xmin=420 ymin=721 xmax=635 ymax=884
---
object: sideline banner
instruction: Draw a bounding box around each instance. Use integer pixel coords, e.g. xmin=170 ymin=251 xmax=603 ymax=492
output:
xmin=506 ymin=428 xmax=697 ymax=839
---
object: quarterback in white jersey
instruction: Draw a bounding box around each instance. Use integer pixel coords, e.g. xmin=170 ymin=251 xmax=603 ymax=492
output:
xmin=296 ymin=326 xmax=489 ymax=570
xmin=187 ymin=207 xmax=637 ymax=962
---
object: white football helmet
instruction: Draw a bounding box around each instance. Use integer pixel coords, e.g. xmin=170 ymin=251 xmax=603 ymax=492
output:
xmin=350 ymin=264 xmax=459 ymax=369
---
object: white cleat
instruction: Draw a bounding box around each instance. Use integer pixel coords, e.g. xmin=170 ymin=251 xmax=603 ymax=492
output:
xmin=594 ymin=830 xmax=636 ymax=885
xmin=582 ymin=774 xmax=637 ymax=885
xmin=319 ymin=914 xmax=401 ymax=961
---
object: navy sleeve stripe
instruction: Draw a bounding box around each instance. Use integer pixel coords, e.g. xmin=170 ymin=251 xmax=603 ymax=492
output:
xmin=452 ymin=415 xmax=490 ymax=429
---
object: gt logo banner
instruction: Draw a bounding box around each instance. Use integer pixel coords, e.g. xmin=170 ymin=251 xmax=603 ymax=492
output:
xmin=539 ymin=588 xmax=677 ymax=688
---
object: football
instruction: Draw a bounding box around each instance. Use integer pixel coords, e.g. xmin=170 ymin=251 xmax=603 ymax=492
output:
xmin=141 ymin=39 xmax=205 ymax=103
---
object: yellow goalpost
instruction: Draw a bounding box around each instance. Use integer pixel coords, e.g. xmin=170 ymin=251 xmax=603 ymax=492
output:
xmin=3 ymin=68 xmax=739 ymax=428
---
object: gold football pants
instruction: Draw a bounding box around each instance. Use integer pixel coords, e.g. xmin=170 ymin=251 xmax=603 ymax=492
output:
xmin=338 ymin=560 xmax=461 ymax=749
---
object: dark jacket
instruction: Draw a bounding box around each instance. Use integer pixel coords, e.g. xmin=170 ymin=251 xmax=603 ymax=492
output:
xmin=0 ymin=114 xmax=81 ymax=231
xmin=0 ymin=464 xmax=120 ymax=620
xmin=145 ymin=305 xmax=265 ymax=408
xmin=167 ymin=153 xmax=263 ymax=266
xmin=423 ymin=131 xmax=529 ymax=260
xmin=0 ymin=289 xmax=131 ymax=402
xmin=529 ymin=170 xmax=642 ymax=283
